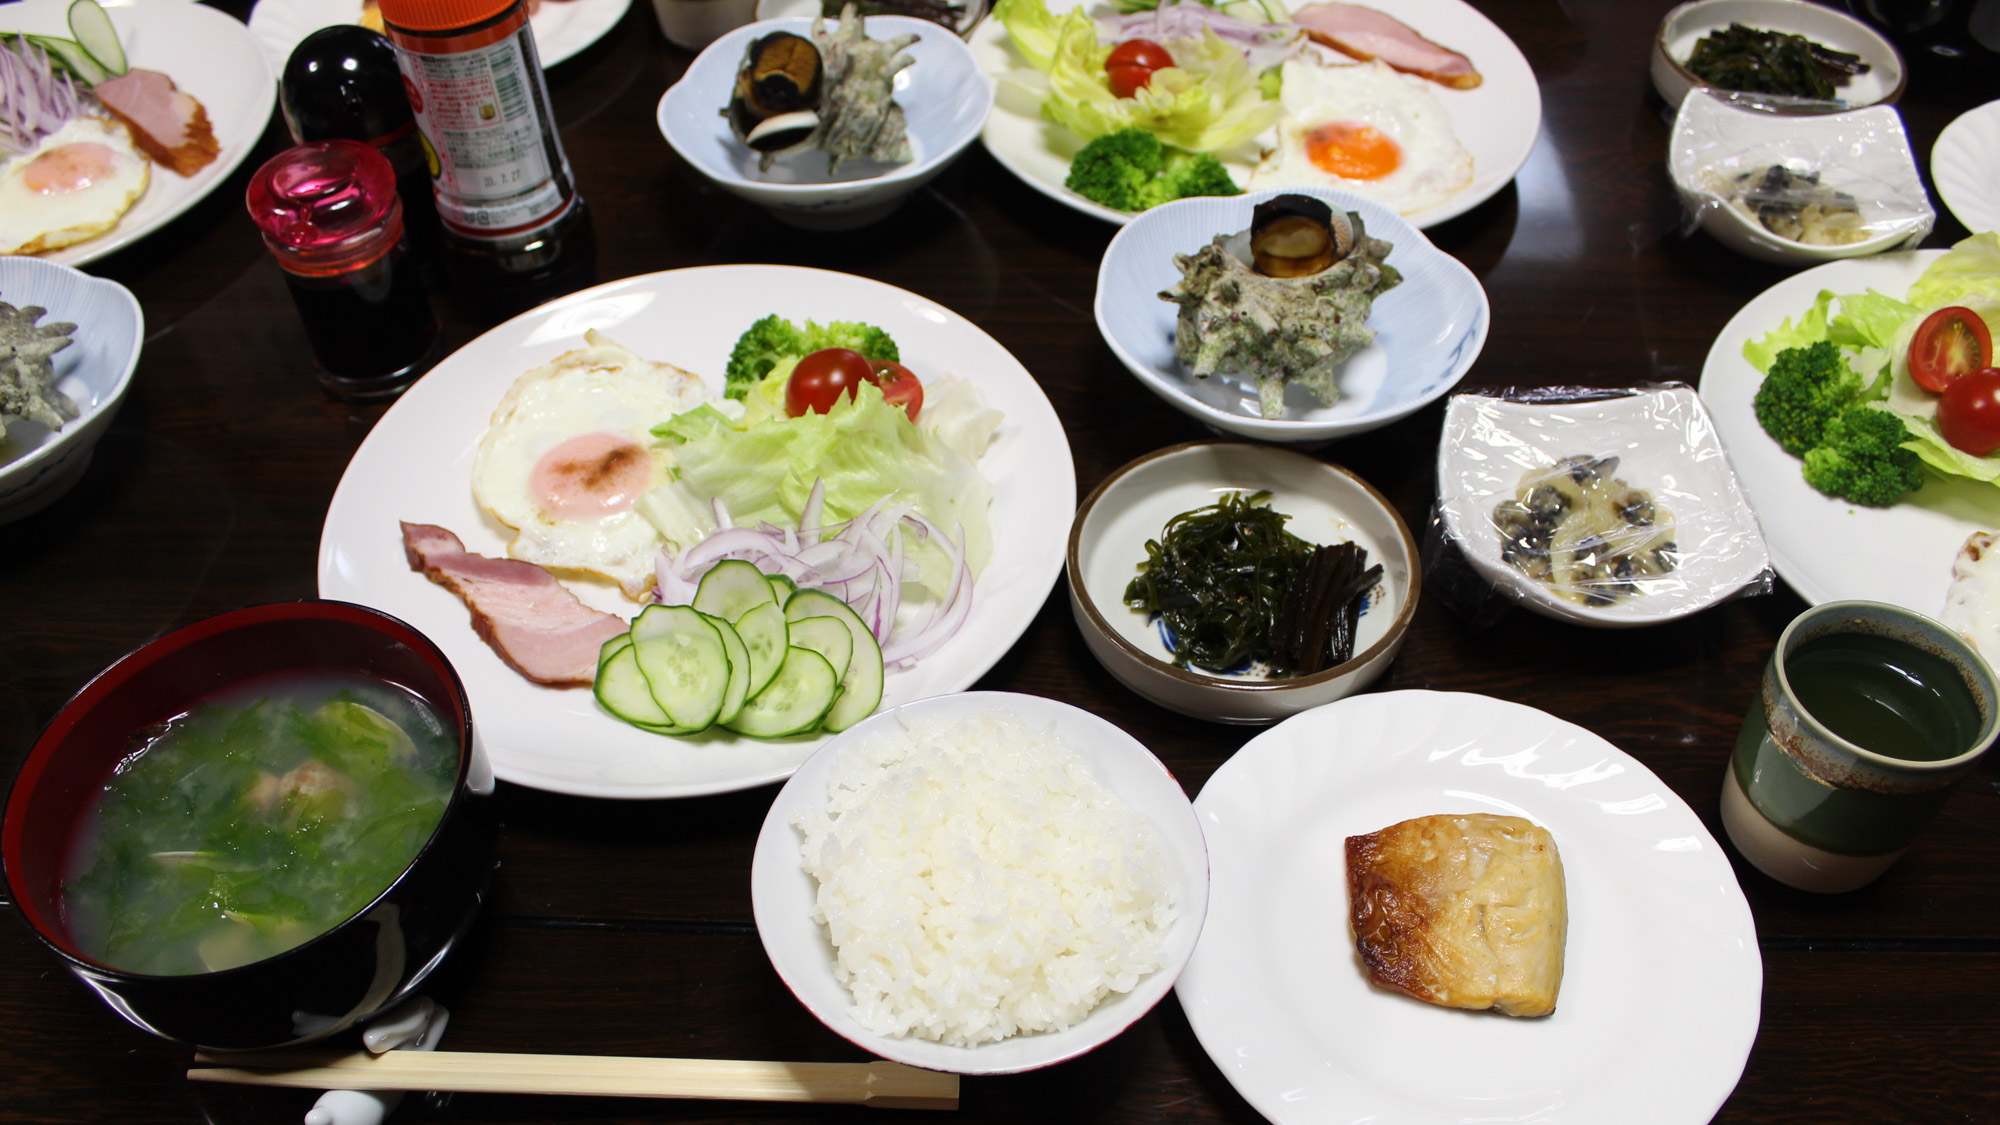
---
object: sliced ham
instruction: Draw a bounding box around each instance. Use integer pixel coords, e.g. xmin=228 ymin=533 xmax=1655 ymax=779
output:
xmin=1290 ymin=3 xmax=1483 ymax=89
xmin=91 ymin=68 xmax=220 ymax=176
xmin=401 ymin=522 xmax=628 ymax=687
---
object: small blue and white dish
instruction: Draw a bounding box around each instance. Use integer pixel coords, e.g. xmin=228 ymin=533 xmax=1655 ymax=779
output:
xmin=656 ymin=14 xmax=992 ymax=230
xmin=1094 ymin=188 xmax=1489 ymax=445
xmin=0 ymin=257 xmax=143 ymax=524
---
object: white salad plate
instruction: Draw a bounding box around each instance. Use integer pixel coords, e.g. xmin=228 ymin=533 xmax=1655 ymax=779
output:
xmin=1176 ymin=690 xmax=1762 ymax=1125
xmin=1095 ymin=188 xmax=1487 ymax=442
xmin=1932 ymin=99 xmax=2000 ymax=236
xmin=249 ymin=0 xmax=632 ymax=73
xmin=967 ymin=0 xmax=1541 ymax=228
xmin=751 ymin=691 xmax=1209 ymax=1074
xmin=317 ymin=265 xmax=1076 ymax=800
xmin=3 ymin=0 xmax=275 ymax=268
xmin=1701 ymin=250 xmax=2000 ymax=613
xmin=1437 ymin=385 xmax=1772 ymax=627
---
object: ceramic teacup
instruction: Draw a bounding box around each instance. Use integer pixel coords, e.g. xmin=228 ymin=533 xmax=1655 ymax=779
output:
xmin=1720 ymin=601 xmax=1998 ymax=893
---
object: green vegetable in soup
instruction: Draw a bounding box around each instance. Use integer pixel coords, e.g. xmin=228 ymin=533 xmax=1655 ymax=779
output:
xmin=62 ymin=675 xmax=457 ymax=976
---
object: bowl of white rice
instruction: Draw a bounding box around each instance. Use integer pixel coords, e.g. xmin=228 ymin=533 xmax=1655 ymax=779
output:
xmin=751 ymin=690 xmax=1209 ymax=1074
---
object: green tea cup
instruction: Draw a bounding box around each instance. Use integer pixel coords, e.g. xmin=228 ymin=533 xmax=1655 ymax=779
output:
xmin=1721 ymin=600 xmax=1998 ymax=893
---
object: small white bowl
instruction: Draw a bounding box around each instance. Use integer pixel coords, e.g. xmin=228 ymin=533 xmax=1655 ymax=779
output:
xmin=1068 ymin=441 xmax=1418 ymax=724
xmin=1668 ymin=89 xmax=1932 ymax=266
xmin=1095 ymin=189 xmax=1488 ymax=446
xmin=0 ymin=258 xmax=143 ymax=524
xmin=750 ymin=690 xmax=1209 ymax=1075
xmin=1435 ymin=386 xmax=1772 ymax=628
xmin=656 ymin=14 xmax=992 ymax=229
xmin=1651 ymin=0 xmax=1905 ymax=110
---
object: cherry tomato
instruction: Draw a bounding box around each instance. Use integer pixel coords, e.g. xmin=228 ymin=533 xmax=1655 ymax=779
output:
xmin=785 ymin=348 xmax=874 ymax=416
xmin=868 ymin=360 xmax=924 ymax=420
xmin=1105 ymin=39 xmax=1173 ymax=98
xmin=1909 ymin=305 xmax=1993 ymax=394
xmin=1938 ymin=366 xmax=2000 ymax=456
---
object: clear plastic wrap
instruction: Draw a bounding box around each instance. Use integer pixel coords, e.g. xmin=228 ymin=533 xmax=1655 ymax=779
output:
xmin=1667 ymin=88 xmax=1933 ymax=261
xmin=1426 ymin=383 xmax=1775 ymax=629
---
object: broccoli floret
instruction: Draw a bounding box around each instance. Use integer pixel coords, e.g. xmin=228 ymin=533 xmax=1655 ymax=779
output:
xmin=1752 ymin=340 xmax=1868 ymax=456
xmin=722 ymin=316 xmax=899 ymax=399
xmin=1801 ymin=406 xmax=1925 ymax=507
xmin=1064 ymin=128 xmax=1243 ymax=212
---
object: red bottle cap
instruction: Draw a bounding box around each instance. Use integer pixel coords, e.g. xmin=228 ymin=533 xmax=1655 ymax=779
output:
xmin=377 ymin=0 xmax=518 ymax=33
xmin=245 ymin=139 xmax=405 ymax=276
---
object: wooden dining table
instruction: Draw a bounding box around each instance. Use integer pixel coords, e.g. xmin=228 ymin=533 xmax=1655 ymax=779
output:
xmin=6 ymin=0 xmax=2000 ymax=1120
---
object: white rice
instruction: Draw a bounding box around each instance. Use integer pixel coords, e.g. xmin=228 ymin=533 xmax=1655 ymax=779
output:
xmin=793 ymin=708 xmax=1178 ymax=1046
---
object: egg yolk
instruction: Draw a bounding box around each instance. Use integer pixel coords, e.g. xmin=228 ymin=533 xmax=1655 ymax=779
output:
xmin=1305 ymin=121 xmax=1401 ymax=181
xmin=22 ymin=142 xmax=119 ymax=195
xmin=531 ymin=432 xmax=653 ymax=520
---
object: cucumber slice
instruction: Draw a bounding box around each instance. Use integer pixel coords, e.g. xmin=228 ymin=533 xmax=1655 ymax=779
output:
xmin=708 ymin=612 xmax=752 ymax=726
xmin=24 ymin=33 xmax=109 ymax=85
xmin=783 ymin=589 xmax=883 ymax=733
xmin=66 ymin=0 xmax=125 ymax=77
xmin=629 ymin=604 xmax=731 ymax=731
xmin=724 ymin=647 xmax=840 ymax=738
xmin=731 ymin=600 xmax=788 ymax=699
xmin=594 ymin=635 xmax=700 ymax=735
xmin=786 ymin=615 xmax=853 ymax=683
xmin=692 ymin=559 xmax=777 ymax=624
xmin=766 ymin=573 xmax=797 ymax=603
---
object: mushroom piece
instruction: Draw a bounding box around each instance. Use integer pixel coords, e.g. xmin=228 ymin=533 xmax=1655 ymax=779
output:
xmin=1249 ymin=194 xmax=1356 ymax=279
xmin=727 ymin=31 xmax=824 ymax=155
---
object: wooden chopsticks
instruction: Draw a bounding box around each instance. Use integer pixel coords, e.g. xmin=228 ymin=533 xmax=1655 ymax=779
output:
xmin=187 ymin=1049 xmax=959 ymax=1110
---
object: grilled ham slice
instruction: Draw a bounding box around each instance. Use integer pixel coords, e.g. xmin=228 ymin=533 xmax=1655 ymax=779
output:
xmin=1290 ymin=3 xmax=1483 ymax=89
xmin=92 ymin=69 xmax=220 ymax=176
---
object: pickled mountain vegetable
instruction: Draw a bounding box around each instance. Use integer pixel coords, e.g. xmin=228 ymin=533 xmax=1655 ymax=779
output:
xmin=1125 ymin=490 xmax=1380 ymax=676
xmin=1683 ymin=23 xmax=1869 ymax=101
xmin=62 ymin=670 xmax=458 ymax=976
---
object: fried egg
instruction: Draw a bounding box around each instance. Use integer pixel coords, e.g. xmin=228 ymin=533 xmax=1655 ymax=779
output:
xmin=473 ymin=330 xmax=714 ymax=599
xmin=0 ymin=116 xmax=150 ymax=256
xmin=1247 ymin=58 xmax=1473 ymax=215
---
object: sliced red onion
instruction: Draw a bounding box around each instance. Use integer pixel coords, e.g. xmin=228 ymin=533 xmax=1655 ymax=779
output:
xmin=1 ymin=39 xmax=82 ymax=155
xmin=1098 ymin=1 xmax=1305 ymax=71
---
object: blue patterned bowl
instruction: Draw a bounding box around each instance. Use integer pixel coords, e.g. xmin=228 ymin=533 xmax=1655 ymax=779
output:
xmin=0 ymin=258 xmax=143 ymax=523
xmin=1095 ymin=189 xmax=1489 ymax=445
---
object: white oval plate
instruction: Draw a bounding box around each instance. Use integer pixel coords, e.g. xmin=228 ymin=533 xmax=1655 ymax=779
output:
xmin=751 ymin=691 xmax=1209 ymax=1074
xmin=1699 ymin=250 xmax=2000 ymax=611
xmin=317 ymin=266 xmax=1075 ymax=799
xmin=249 ymin=0 xmax=631 ymax=73
xmin=1095 ymin=188 xmax=1487 ymax=441
xmin=1933 ymin=99 xmax=2000 ymax=236
xmin=3 ymin=0 xmax=275 ymax=268
xmin=1176 ymin=690 xmax=1761 ymax=1125
xmin=967 ymin=0 xmax=1541 ymax=228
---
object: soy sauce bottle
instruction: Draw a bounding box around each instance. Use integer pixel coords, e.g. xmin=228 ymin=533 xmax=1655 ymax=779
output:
xmin=280 ymin=25 xmax=446 ymax=282
xmin=375 ymin=0 xmax=597 ymax=318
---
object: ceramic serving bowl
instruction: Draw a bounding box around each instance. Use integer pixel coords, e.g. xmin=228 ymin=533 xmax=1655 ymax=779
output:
xmin=655 ymin=14 xmax=992 ymax=229
xmin=1095 ymin=189 xmax=1488 ymax=446
xmin=1651 ymin=0 xmax=1905 ymax=110
xmin=1435 ymin=386 xmax=1773 ymax=628
xmin=0 ymin=258 xmax=143 ymax=525
xmin=2 ymin=602 xmax=497 ymax=1051
xmin=1668 ymin=89 xmax=1932 ymax=266
xmin=1068 ymin=441 xmax=1418 ymax=723
xmin=750 ymin=690 xmax=1209 ymax=1074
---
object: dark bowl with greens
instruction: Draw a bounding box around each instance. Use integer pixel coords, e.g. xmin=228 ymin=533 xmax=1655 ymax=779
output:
xmin=1651 ymin=0 xmax=1904 ymax=110
xmin=2 ymin=601 xmax=496 ymax=1050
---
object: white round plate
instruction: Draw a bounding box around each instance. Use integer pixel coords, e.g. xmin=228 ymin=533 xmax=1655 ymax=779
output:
xmin=1176 ymin=690 xmax=1762 ymax=1125
xmin=1437 ymin=385 xmax=1772 ymax=627
xmin=1933 ymin=99 xmax=2000 ymax=236
xmin=317 ymin=266 xmax=1075 ymax=799
xmin=751 ymin=691 xmax=1209 ymax=1074
xmin=967 ymin=0 xmax=1541 ymax=228
xmin=1700 ymin=250 xmax=2000 ymax=612
xmin=3 ymin=0 xmax=275 ymax=268
xmin=249 ymin=0 xmax=631 ymax=73
xmin=1095 ymin=188 xmax=1487 ymax=442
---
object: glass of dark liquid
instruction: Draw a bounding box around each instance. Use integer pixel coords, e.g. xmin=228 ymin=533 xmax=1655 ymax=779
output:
xmin=1721 ymin=600 xmax=1998 ymax=892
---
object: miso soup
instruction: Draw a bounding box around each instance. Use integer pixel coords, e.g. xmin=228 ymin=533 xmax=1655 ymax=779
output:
xmin=61 ymin=668 xmax=459 ymax=976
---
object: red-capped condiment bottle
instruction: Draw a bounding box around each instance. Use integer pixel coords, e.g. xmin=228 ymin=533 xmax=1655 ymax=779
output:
xmin=374 ymin=0 xmax=596 ymax=317
xmin=246 ymin=140 xmax=442 ymax=400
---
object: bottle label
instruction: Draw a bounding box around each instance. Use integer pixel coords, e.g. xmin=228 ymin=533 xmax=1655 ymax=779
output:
xmin=389 ymin=15 xmax=572 ymax=238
